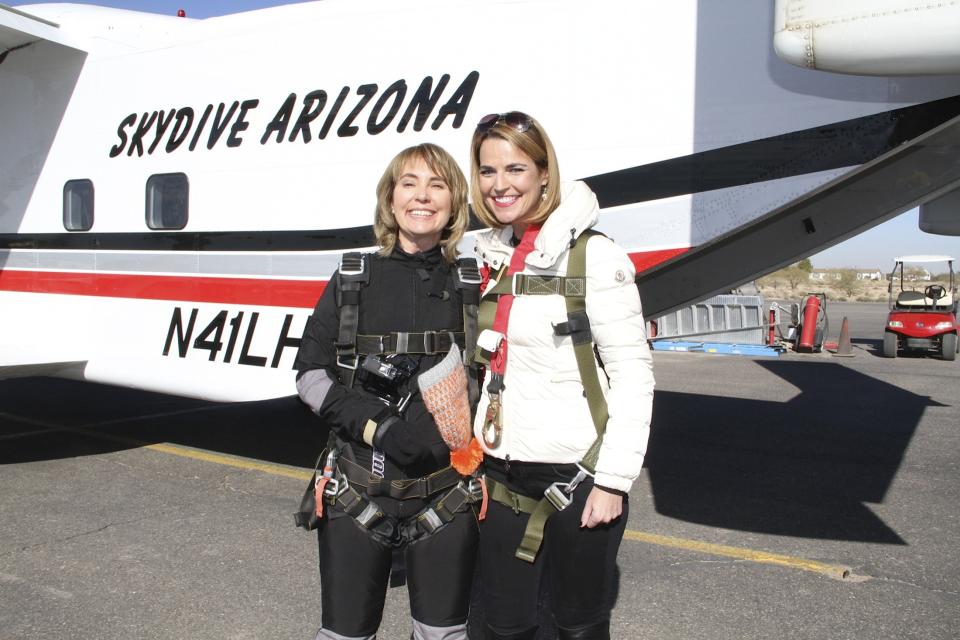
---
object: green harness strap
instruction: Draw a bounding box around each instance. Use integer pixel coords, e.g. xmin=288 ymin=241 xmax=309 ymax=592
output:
xmin=475 ymin=264 xmax=509 ymax=364
xmin=477 ymin=231 xmax=610 ymax=562
xmin=485 ymin=476 xmax=555 ymax=563
xmin=560 ymin=230 xmax=608 ymax=473
xmin=453 ymin=258 xmax=483 ymax=412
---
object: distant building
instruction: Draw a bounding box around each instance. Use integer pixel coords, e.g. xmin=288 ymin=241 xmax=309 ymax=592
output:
xmin=809 ymin=269 xmax=840 ymax=281
xmin=810 ymin=268 xmax=886 ymax=281
xmin=899 ymin=267 xmax=933 ymax=282
xmin=856 ymin=269 xmax=884 ymax=281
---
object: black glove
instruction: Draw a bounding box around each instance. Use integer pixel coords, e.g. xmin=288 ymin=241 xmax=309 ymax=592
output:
xmin=372 ymin=415 xmax=438 ymax=467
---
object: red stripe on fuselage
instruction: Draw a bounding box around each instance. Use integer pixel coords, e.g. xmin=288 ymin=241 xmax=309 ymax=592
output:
xmin=0 ymin=270 xmax=328 ymax=308
xmin=0 ymin=247 xmax=689 ymax=306
xmin=628 ymin=247 xmax=689 ymax=273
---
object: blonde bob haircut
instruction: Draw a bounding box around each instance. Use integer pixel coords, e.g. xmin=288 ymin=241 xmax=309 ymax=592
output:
xmin=469 ymin=112 xmax=561 ymax=229
xmin=374 ymin=143 xmax=469 ymax=263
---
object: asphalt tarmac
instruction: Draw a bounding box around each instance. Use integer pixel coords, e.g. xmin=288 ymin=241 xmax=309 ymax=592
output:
xmin=1 ymin=302 xmax=958 ymax=639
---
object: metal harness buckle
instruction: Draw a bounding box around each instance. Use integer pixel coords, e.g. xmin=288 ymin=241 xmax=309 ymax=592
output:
xmin=423 ymin=330 xmax=438 ymax=355
xmin=457 ymin=262 xmax=483 ymax=286
xmin=322 ymin=474 xmax=349 ymax=498
xmin=355 ymin=502 xmax=381 ymax=528
xmin=339 ymin=254 xmax=366 ymax=277
xmin=457 ymin=478 xmax=482 ymax=502
xmin=544 ymin=482 xmax=573 ymax=511
xmin=419 ymin=508 xmax=444 ymax=534
xmin=543 ymin=467 xmax=588 ymax=511
xmin=396 ymin=392 xmax=412 ymax=414
xmin=511 ymin=274 xmax=524 ymax=296
xmin=335 ymin=354 xmax=359 ymax=370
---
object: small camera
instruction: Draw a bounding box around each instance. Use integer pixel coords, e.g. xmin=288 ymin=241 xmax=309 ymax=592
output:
xmin=361 ymin=355 xmax=400 ymax=381
xmin=356 ymin=354 xmax=419 ymax=406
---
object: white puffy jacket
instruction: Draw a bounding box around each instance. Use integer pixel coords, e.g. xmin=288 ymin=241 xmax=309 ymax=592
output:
xmin=472 ymin=181 xmax=655 ymax=492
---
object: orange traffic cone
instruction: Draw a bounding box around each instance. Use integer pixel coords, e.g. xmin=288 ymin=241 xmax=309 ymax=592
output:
xmin=832 ymin=316 xmax=854 ymax=357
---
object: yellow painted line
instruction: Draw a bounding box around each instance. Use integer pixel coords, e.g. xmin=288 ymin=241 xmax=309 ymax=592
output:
xmin=146 ymin=439 xmax=858 ymax=581
xmin=23 ymin=414 xmax=313 ymax=480
xmin=27 ymin=423 xmax=315 ymax=482
xmin=623 ymin=530 xmax=855 ymax=580
xmin=143 ymin=442 xmax=313 ymax=481
xmin=37 ymin=420 xmax=858 ymax=582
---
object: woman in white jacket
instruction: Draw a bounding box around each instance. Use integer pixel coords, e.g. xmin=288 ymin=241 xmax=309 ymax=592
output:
xmin=469 ymin=112 xmax=655 ymax=640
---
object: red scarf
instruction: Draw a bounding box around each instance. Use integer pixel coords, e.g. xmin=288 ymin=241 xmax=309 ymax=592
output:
xmin=489 ymin=224 xmax=541 ymax=377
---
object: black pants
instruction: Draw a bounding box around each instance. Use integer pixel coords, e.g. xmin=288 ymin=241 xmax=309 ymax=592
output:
xmin=479 ymin=460 xmax=627 ymax=634
xmin=317 ymin=498 xmax=479 ymax=637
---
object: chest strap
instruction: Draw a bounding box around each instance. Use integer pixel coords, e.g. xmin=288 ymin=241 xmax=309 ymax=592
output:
xmin=355 ymin=330 xmax=464 ymax=356
xmin=336 ymin=252 xmax=480 ymax=398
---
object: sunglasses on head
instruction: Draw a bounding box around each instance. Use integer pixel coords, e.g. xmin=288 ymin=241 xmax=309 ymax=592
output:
xmin=475 ymin=111 xmax=533 ymax=134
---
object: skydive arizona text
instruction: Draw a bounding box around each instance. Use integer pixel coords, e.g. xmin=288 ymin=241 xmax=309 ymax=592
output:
xmin=109 ymin=71 xmax=479 ymax=158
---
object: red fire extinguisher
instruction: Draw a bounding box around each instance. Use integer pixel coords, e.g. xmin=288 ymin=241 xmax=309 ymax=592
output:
xmin=796 ymin=293 xmax=828 ymax=352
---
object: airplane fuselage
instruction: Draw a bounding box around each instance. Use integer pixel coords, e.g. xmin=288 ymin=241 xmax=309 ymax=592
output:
xmin=2 ymin=0 xmax=959 ymax=400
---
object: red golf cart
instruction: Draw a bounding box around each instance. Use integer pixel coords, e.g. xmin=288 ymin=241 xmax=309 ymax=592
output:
xmin=883 ymin=255 xmax=958 ymax=360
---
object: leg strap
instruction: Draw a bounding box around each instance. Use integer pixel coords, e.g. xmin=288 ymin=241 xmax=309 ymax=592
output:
xmin=484 ymin=477 xmax=561 ymax=563
xmin=515 ymin=499 xmax=559 ymax=563
xmin=486 ymin=477 xmax=540 ymax=514
xmin=399 ymin=479 xmax=483 ymax=542
xmin=328 ymin=472 xmax=481 ymax=546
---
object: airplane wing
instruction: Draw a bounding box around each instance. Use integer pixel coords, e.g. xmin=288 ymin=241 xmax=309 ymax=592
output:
xmin=637 ymin=110 xmax=960 ymax=318
xmin=0 ymin=4 xmax=84 ymax=55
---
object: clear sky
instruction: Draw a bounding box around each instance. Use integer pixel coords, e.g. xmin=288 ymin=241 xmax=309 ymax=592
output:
xmin=810 ymin=209 xmax=959 ymax=269
xmin=17 ymin=1 xmax=960 ymax=268
xmin=15 ymin=1 xmax=308 ymax=18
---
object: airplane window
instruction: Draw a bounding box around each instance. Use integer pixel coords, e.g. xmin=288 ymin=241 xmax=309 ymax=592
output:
xmin=63 ymin=179 xmax=94 ymax=231
xmin=146 ymin=173 xmax=189 ymax=230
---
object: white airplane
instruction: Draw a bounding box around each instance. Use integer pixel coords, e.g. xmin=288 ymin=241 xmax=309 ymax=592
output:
xmin=2 ymin=0 xmax=959 ymax=402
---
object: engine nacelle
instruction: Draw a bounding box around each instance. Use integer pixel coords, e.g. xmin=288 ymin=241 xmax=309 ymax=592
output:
xmin=774 ymin=0 xmax=960 ymax=76
xmin=920 ymin=188 xmax=960 ymax=236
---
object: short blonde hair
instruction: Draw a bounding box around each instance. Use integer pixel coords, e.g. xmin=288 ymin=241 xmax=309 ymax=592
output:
xmin=374 ymin=143 xmax=469 ymax=263
xmin=469 ymin=112 xmax=561 ymax=229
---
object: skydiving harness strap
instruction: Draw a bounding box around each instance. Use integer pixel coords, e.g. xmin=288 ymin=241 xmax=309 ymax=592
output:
xmin=333 ymin=253 xmax=370 ymax=388
xmin=484 ymin=471 xmax=588 ymax=563
xmin=321 ymin=457 xmax=483 ymax=546
xmin=454 ymin=257 xmax=483 ymax=411
xmin=333 ymin=253 xmax=481 ymax=400
xmin=355 ymin=331 xmax=464 ymax=356
xmin=320 ymin=252 xmax=485 ymax=580
xmin=476 ymin=229 xmax=609 ymax=562
xmin=335 ymin=455 xmax=463 ymax=499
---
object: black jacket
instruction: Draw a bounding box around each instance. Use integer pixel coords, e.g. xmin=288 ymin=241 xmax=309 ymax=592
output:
xmin=294 ymin=246 xmax=464 ymax=479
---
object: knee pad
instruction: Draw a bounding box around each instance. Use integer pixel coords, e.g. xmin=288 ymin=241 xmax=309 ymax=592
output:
xmin=411 ymin=619 xmax=468 ymax=640
xmin=314 ymin=626 xmax=375 ymax=640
